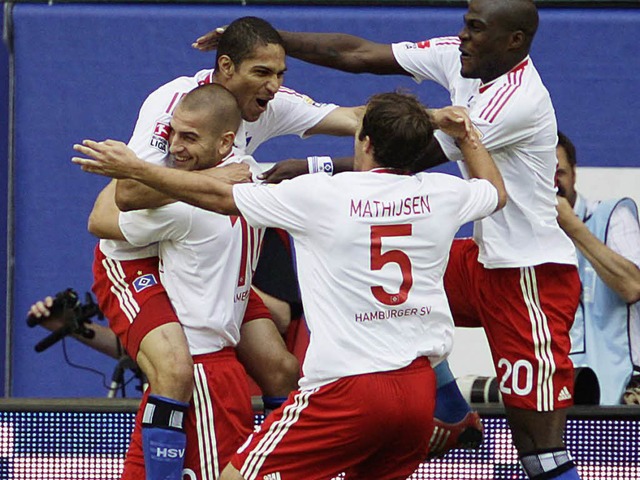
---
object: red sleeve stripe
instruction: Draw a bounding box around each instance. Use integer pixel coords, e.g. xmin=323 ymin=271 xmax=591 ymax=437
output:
xmin=165 ymin=92 xmax=186 ymax=115
xmin=479 ymin=65 xmax=525 ymax=123
xmin=277 ymin=86 xmax=306 ymax=99
xmin=434 ymin=37 xmax=461 ymax=47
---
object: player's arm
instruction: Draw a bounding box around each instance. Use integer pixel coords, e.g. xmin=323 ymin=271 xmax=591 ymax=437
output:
xmin=192 ymin=25 xmax=404 ymax=74
xmin=74 ymin=140 xmax=241 ymax=215
xmin=437 ymin=106 xmax=506 ymax=211
xmin=116 ymin=163 xmax=252 ymax=211
xmin=87 ymin=180 xmax=127 ymax=240
xmin=115 ymin=179 xmax=175 ymax=212
xmin=557 ymin=199 xmax=640 ymax=304
xmin=280 ymin=31 xmax=407 ymax=75
xmin=304 ymin=106 xmax=363 ymax=136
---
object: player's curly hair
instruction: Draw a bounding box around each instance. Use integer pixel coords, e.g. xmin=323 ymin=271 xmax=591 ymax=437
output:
xmin=216 ymin=17 xmax=284 ymax=67
xmin=359 ymin=91 xmax=434 ymax=172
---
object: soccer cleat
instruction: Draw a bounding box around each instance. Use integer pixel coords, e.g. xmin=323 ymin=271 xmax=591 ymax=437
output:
xmin=427 ymin=410 xmax=484 ymax=459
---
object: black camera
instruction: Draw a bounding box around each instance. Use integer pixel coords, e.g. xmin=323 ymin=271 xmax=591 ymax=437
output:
xmin=27 ymin=288 xmax=103 ymax=352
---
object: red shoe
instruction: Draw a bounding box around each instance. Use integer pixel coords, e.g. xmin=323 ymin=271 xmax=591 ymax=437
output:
xmin=428 ymin=411 xmax=484 ymax=459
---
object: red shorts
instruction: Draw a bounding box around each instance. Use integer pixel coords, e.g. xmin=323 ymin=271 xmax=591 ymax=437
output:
xmin=92 ymin=245 xmax=272 ymax=359
xmin=444 ymin=239 xmax=580 ymax=411
xmin=121 ymin=348 xmax=254 ymax=480
xmin=231 ymin=357 xmax=435 ymax=480
xmin=91 ymin=244 xmax=178 ymax=360
xmin=245 ymin=288 xmax=272 ymax=323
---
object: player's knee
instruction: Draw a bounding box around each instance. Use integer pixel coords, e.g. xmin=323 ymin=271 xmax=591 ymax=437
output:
xmin=152 ymin=353 xmax=194 ymax=401
xmin=270 ymin=352 xmax=300 ymax=395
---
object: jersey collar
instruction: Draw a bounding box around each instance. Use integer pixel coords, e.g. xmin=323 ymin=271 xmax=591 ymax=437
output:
xmin=478 ymin=56 xmax=530 ymax=94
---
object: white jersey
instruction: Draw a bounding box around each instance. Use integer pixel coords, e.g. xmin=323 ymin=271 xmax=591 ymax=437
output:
xmin=100 ymin=68 xmax=338 ymax=261
xmin=392 ymin=38 xmax=577 ymax=269
xmin=233 ymin=170 xmax=498 ymax=389
xmin=118 ymin=155 xmax=264 ymax=354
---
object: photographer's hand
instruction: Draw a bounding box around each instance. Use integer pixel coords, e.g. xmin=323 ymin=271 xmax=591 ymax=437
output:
xmin=73 ymin=140 xmax=144 ymax=179
xmin=27 ymin=297 xmax=67 ymax=331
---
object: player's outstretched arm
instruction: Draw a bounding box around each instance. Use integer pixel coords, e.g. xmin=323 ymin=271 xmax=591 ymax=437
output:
xmin=260 ymin=157 xmax=355 ymax=184
xmin=73 ymin=139 xmax=243 ymax=215
xmin=278 ymin=30 xmax=406 ymax=75
xmin=116 ymin=163 xmax=253 ymax=211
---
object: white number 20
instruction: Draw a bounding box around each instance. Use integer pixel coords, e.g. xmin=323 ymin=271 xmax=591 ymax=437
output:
xmin=497 ymin=358 xmax=533 ymax=396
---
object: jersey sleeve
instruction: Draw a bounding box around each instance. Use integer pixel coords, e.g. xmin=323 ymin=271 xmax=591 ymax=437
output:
xmin=454 ymin=177 xmax=499 ymax=224
xmin=119 ymin=203 xmax=192 ymax=247
xmin=126 ymin=77 xmax=194 ymax=166
xmin=232 ymin=176 xmax=319 ymax=233
xmin=391 ymin=38 xmax=461 ymax=90
xmin=263 ymin=88 xmax=340 ymax=139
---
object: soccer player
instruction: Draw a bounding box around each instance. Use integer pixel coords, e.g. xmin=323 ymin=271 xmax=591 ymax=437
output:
xmin=88 ymin=17 xmax=360 ymax=478
xmin=89 ymin=83 xmax=279 ymax=479
xmin=200 ymin=1 xmax=583 ymax=478
xmin=73 ymin=92 xmax=506 ymax=479
xmin=555 ymin=131 xmax=640 ymax=406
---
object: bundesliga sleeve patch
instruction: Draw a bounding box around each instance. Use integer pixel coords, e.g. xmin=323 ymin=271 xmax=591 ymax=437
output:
xmin=417 ymin=40 xmax=431 ymax=49
xmin=132 ymin=273 xmax=158 ymax=293
xmin=302 ymin=94 xmax=326 ymax=108
xmin=150 ymin=122 xmax=171 ymax=153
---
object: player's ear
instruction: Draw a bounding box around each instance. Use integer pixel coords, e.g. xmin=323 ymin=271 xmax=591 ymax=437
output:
xmin=217 ymin=55 xmax=235 ymax=79
xmin=508 ymin=30 xmax=526 ymax=51
xmin=219 ymin=131 xmax=236 ymax=155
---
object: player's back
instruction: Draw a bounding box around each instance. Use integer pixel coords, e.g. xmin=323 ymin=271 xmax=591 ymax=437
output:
xmin=287 ymin=170 xmax=497 ymax=389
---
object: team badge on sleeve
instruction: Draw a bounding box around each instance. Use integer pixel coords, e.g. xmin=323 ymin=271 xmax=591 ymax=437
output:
xmin=150 ymin=122 xmax=171 ymax=153
xmin=132 ymin=273 xmax=158 ymax=292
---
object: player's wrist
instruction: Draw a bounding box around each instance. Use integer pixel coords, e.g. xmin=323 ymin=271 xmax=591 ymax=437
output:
xmin=307 ymin=156 xmax=334 ymax=176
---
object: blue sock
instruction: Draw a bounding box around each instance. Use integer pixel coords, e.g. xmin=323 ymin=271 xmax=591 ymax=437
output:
xmin=141 ymin=395 xmax=189 ymax=480
xmin=262 ymin=395 xmax=288 ymax=416
xmin=434 ymin=360 xmax=472 ymax=423
xmin=549 ymin=468 xmax=581 ymax=480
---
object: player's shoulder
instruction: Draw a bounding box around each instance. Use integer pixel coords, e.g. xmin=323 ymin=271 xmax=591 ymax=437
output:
xmin=141 ymin=69 xmax=209 ymax=112
xmin=394 ymin=36 xmax=461 ymax=54
xmin=273 ymin=86 xmax=330 ymax=109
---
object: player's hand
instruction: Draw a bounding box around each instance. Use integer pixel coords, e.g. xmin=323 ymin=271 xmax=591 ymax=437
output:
xmin=72 ymin=139 xmax=143 ymax=179
xmin=203 ymin=162 xmax=252 ymax=184
xmin=430 ymin=106 xmax=479 ymax=148
xmin=259 ymin=159 xmax=309 ymax=184
xmin=192 ymin=26 xmax=226 ymax=51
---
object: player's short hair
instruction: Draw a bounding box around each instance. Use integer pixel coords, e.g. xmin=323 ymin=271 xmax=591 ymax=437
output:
xmin=216 ymin=17 xmax=284 ymax=67
xmin=180 ymin=83 xmax=242 ymax=135
xmin=492 ymin=0 xmax=539 ymax=50
xmin=557 ymin=130 xmax=577 ymax=168
xmin=359 ymin=92 xmax=434 ymax=172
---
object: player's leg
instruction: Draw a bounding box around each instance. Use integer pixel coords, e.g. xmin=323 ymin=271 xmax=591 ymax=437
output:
xmin=478 ymin=262 xmax=581 ymax=480
xmin=135 ymin=321 xmax=193 ymax=480
xmin=92 ymin=247 xmax=192 ymax=480
xmin=430 ymin=238 xmax=485 ymax=457
xmin=429 ymin=360 xmax=484 ymax=458
xmin=227 ymin=358 xmax=434 ymax=480
xmin=343 ymin=358 xmax=436 ymax=480
xmin=182 ymin=349 xmax=254 ymax=480
xmin=220 ymin=464 xmax=244 ymax=480
xmin=237 ymin=289 xmax=300 ymax=416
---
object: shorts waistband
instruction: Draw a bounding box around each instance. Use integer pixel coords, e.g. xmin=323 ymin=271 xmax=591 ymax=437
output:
xmin=192 ymin=347 xmax=237 ymax=363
